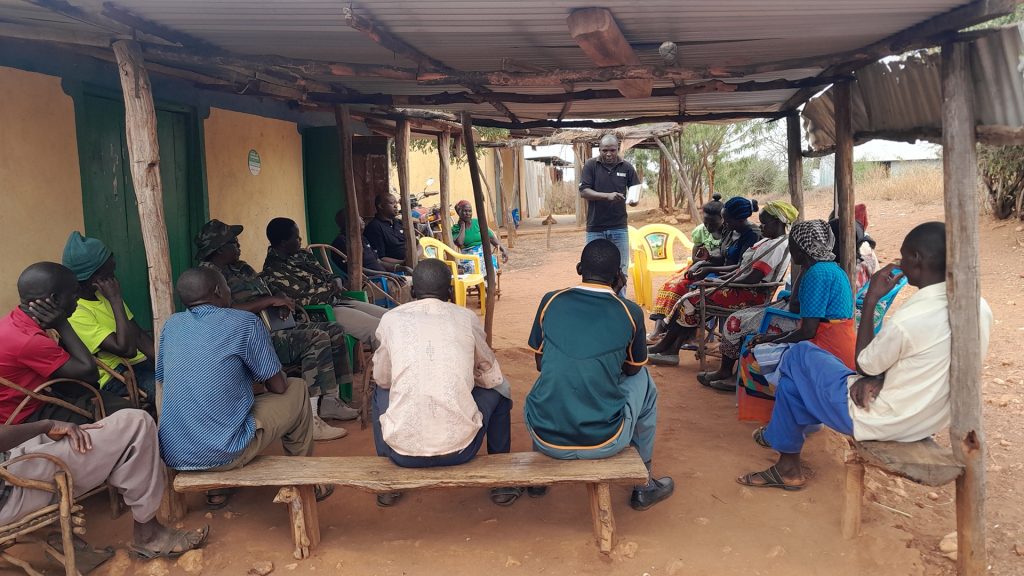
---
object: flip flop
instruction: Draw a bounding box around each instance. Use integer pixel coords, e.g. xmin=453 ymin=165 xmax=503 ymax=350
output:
xmin=752 ymin=426 xmax=771 ymax=449
xmin=736 ymin=465 xmax=804 ymax=491
xmin=489 ymin=487 xmax=524 ymax=507
xmin=315 ymin=484 xmax=335 ymax=502
xmin=205 ymin=488 xmax=236 ymax=510
xmin=130 ymin=525 xmax=209 ymax=560
xmin=45 ymin=532 xmax=114 ymax=574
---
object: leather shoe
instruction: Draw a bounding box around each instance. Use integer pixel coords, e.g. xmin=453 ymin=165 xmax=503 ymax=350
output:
xmin=526 ymin=486 xmax=548 ymax=498
xmin=630 ymin=477 xmax=675 ymax=511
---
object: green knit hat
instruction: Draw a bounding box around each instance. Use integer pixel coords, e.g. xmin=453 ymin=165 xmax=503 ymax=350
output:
xmin=62 ymin=231 xmax=112 ymax=282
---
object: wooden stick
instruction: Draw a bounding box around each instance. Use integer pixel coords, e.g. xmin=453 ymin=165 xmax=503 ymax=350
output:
xmin=395 ymin=119 xmax=418 ymax=267
xmin=654 ymin=137 xmax=701 ymax=223
xmin=111 ymin=40 xmax=175 ymax=342
xmin=587 ymin=482 xmax=616 ymax=554
xmin=335 ymin=105 xmax=364 ymax=291
xmin=842 ymin=450 xmax=865 ymax=539
xmin=573 ymin=143 xmax=587 ymax=229
xmin=833 ymin=81 xmax=856 ymax=290
xmin=461 ymin=113 xmax=497 ymax=345
xmin=787 ymin=113 xmax=804 ymax=221
xmin=437 ymin=131 xmax=454 ymax=248
xmin=506 ymin=147 xmax=520 ymax=248
xmin=54 ymin=472 xmax=76 ymax=576
xmin=942 ymin=40 xmax=986 ymax=576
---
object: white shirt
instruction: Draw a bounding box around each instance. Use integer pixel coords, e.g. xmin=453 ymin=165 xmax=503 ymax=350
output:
xmin=372 ymin=298 xmax=505 ymax=456
xmin=850 ymin=282 xmax=993 ymax=442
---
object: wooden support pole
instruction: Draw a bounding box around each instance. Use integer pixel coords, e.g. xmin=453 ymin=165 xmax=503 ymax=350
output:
xmin=941 ymin=41 xmax=986 ymax=576
xmin=842 ymin=448 xmax=865 ymax=539
xmin=833 ymin=80 xmax=856 ymax=289
xmin=111 ymin=40 xmax=175 ymax=340
xmin=335 ymin=105 xmax=364 ymax=291
xmin=573 ymin=143 xmax=587 ymax=229
xmin=461 ymin=113 xmax=497 ymax=344
xmin=506 ymin=147 xmax=520 ymax=248
xmin=787 ymin=113 xmax=805 ymax=221
xmin=437 ymin=131 xmax=454 ymax=247
xmin=654 ymin=137 xmax=701 ymax=223
xmin=587 ymin=482 xmax=616 ymax=554
xmin=395 ymin=119 xmax=418 ymax=267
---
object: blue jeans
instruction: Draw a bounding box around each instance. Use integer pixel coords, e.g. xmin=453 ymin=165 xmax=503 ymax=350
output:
xmin=764 ymin=342 xmax=855 ymax=454
xmin=105 ymin=362 xmax=156 ymax=398
xmin=586 ymin=228 xmax=630 ymax=297
xmin=528 ymin=367 xmax=657 ymax=470
xmin=372 ymin=386 xmax=512 ymax=468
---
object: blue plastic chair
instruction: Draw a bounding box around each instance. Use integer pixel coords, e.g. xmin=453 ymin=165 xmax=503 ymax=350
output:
xmin=855 ymin=271 xmax=908 ymax=335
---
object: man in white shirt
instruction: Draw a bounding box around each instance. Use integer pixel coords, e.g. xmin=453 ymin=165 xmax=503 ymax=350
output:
xmin=371 ymin=259 xmax=519 ymax=506
xmin=737 ymin=222 xmax=993 ymax=491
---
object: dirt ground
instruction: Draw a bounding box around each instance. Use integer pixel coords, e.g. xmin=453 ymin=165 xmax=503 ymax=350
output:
xmin=9 ymin=190 xmax=1023 ymax=576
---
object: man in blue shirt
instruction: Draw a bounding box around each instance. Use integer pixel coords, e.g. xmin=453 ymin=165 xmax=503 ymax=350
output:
xmin=525 ymin=239 xmax=674 ymax=510
xmin=157 ymin=267 xmax=330 ymax=509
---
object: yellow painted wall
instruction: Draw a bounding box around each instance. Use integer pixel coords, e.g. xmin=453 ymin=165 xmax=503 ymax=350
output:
xmin=204 ymin=108 xmax=306 ymax=256
xmin=0 ymin=67 xmax=84 ymax=311
xmin=402 ymin=138 xmax=496 ymax=216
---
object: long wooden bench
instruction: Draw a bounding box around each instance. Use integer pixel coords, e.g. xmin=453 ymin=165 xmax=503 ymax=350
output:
xmin=174 ymin=449 xmax=648 ymax=559
xmin=842 ymin=437 xmax=964 ymax=538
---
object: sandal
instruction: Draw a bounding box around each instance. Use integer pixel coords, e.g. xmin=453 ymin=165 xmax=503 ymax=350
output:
xmin=315 ymin=484 xmax=335 ymax=502
xmin=489 ymin=487 xmax=524 ymax=507
xmin=752 ymin=426 xmax=771 ymax=449
xmin=736 ymin=465 xmax=805 ymax=491
xmin=205 ymin=488 xmax=236 ymax=510
xmin=130 ymin=525 xmax=209 ymax=560
xmin=45 ymin=532 xmax=114 ymax=573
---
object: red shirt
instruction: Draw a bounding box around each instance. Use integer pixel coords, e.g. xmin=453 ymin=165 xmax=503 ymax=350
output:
xmin=0 ymin=307 xmax=70 ymax=423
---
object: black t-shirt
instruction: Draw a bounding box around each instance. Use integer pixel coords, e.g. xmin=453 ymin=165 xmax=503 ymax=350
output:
xmin=363 ymin=217 xmax=407 ymax=261
xmin=579 ymin=158 xmax=638 ymax=232
xmin=331 ymin=233 xmax=386 ymax=274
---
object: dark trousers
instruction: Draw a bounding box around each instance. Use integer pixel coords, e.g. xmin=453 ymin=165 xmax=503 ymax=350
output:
xmin=372 ymin=386 xmax=512 ymax=468
xmin=26 ymin=388 xmax=134 ymax=425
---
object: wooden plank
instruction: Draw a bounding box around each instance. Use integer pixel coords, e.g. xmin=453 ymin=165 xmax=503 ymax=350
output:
xmin=853 ymin=439 xmax=964 ymax=487
xmin=111 ymin=41 xmax=175 ymax=342
xmin=941 ymin=40 xmax=986 ymax=576
xmin=174 ymin=449 xmax=648 ymax=492
xmin=335 ymin=106 xmax=363 ymax=291
xmin=787 ymin=113 xmax=804 ymax=221
xmin=833 ymin=80 xmax=856 ymax=290
xmin=395 ymin=119 xmax=418 ymax=267
xmin=567 ymin=8 xmax=652 ymax=99
xmin=437 ymin=131 xmax=454 ymax=247
xmin=842 ymin=449 xmax=865 ymax=539
xmin=462 ymin=112 xmax=497 ymax=344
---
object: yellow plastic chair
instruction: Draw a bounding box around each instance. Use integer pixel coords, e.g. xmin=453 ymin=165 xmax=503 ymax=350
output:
xmin=630 ymin=244 xmax=653 ymax=309
xmin=419 ymin=237 xmax=487 ymax=314
xmin=637 ymin=223 xmax=694 ymax=276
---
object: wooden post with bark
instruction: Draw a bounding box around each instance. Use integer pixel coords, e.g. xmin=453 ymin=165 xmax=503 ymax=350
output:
xmin=834 ymin=80 xmax=856 ymax=289
xmin=111 ymin=41 xmax=174 ymax=341
xmin=574 ymin=143 xmax=586 ymax=228
xmin=787 ymin=112 xmax=805 ymax=221
xmin=335 ymin=105 xmax=363 ymax=290
xmin=941 ymin=40 xmax=986 ymax=576
xmin=395 ymin=119 xmax=418 ymax=267
xmin=505 ymin=147 xmax=520 ymax=248
xmin=437 ymin=131 xmax=454 ymax=247
xmin=461 ymin=112 xmax=497 ymax=344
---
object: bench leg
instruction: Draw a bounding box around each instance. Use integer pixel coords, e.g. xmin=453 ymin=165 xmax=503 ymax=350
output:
xmin=842 ymin=448 xmax=865 ymax=539
xmin=160 ymin=467 xmax=187 ymax=523
xmin=587 ymin=482 xmax=615 ymax=554
xmin=274 ymin=486 xmax=321 ymax=560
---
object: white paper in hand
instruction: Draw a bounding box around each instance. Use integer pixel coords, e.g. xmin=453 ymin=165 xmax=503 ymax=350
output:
xmin=626 ymin=184 xmax=642 ymax=205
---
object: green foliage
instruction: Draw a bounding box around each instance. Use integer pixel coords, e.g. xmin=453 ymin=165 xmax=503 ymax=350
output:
xmin=979 ymin=144 xmax=1024 ymax=219
xmin=399 ymin=127 xmax=510 ymax=167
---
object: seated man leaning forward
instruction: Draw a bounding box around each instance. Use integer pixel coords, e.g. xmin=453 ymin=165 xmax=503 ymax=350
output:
xmin=262 ymin=217 xmax=387 ymax=349
xmin=524 ymin=239 xmax=674 ymax=511
xmin=0 ymin=411 xmax=207 ymax=559
xmin=371 ymin=259 xmax=518 ymax=508
xmin=738 ymin=222 xmax=993 ymax=491
xmin=157 ymin=268 xmax=332 ymax=510
xmin=0 ymin=263 xmax=132 ymax=425
xmin=62 ymin=232 xmax=157 ymax=398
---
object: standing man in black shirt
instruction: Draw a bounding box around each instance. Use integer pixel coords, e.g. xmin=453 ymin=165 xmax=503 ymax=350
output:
xmin=579 ymin=134 xmax=639 ymax=296
xmin=363 ymin=193 xmax=414 ymax=271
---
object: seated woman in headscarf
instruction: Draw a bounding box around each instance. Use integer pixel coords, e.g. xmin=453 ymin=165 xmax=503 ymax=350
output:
xmin=452 ymin=200 xmax=508 ymax=273
xmin=648 ymin=201 xmax=798 ymax=366
xmin=648 ymin=195 xmax=762 ymax=345
xmin=735 ymin=219 xmax=857 ymax=402
xmin=699 ymin=219 xmax=856 ymax=390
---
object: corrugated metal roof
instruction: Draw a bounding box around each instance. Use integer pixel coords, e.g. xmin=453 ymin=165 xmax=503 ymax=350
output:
xmin=0 ymin=0 xmax=993 ymax=121
xmin=803 ymin=25 xmax=1024 ymax=150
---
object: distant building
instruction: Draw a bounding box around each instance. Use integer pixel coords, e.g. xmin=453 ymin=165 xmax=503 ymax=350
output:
xmin=817 ymin=140 xmax=941 ymax=186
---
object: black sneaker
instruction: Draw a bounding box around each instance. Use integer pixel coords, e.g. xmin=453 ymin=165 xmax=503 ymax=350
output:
xmin=526 ymin=486 xmax=548 ymax=498
xmin=630 ymin=477 xmax=675 ymax=511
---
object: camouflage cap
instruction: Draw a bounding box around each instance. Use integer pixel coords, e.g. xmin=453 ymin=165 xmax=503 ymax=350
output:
xmin=195 ymin=219 xmax=243 ymax=261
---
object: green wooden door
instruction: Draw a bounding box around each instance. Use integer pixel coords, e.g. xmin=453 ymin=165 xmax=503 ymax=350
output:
xmin=302 ymin=126 xmax=345 ymax=246
xmin=76 ymin=94 xmax=202 ymax=329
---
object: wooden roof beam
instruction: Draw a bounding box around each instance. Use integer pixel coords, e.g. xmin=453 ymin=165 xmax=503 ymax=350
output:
xmin=567 ymin=8 xmax=652 ymax=99
xmin=466 ymin=111 xmax=784 ymax=131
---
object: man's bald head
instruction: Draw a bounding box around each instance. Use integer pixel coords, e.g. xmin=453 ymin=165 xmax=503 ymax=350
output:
xmin=598 ymin=134 xmax=621 ymax=165
xmin=17 ymin=262 xmax=77 ymax=302
xmin=177 ymin=267 xmax=230 ymax=308
xmin=412 ymin=259 xmax=453 ymax=301
xmin=600 ymin=134 xmax=619 ymax=148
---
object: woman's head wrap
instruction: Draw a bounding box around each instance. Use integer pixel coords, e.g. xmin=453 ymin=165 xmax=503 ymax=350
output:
xmin=723 ymin=196 xmax=756 ymax=220
xmin=790 ymin=220 xmax=836 ymax=262
xmin=762 ymin=201 xmax=799 ymax=226
xmin=455 ymin=200 xmax=472 ymax=211
xmin=62 ymin=231 xmax=112 ymax=281
xmin=855 ymin=203 xmax=869 ymax=230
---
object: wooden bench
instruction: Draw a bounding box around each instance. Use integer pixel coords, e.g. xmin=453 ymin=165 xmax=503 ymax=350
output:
xmin=842 ymin=438 xmax=964 ymax=538
xmin=174 ymin=449 xmax=648 ymax=559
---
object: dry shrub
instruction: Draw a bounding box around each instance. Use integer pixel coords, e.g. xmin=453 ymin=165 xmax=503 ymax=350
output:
xmin=545 ymin=181 xmax=578 ymax=214
xmin=856 ymin=164 xmax=943 ymax=203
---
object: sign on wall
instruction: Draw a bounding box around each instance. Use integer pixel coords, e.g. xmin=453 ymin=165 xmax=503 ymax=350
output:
xmin=248 ymin=149 xmax=261 ymax=176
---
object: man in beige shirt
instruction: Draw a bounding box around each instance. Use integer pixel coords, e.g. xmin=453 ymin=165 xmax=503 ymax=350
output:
xmin=371 ymin=259 xmax=518 ymax=507
xmin=737 ymin=222 xmax=992 ymax=491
